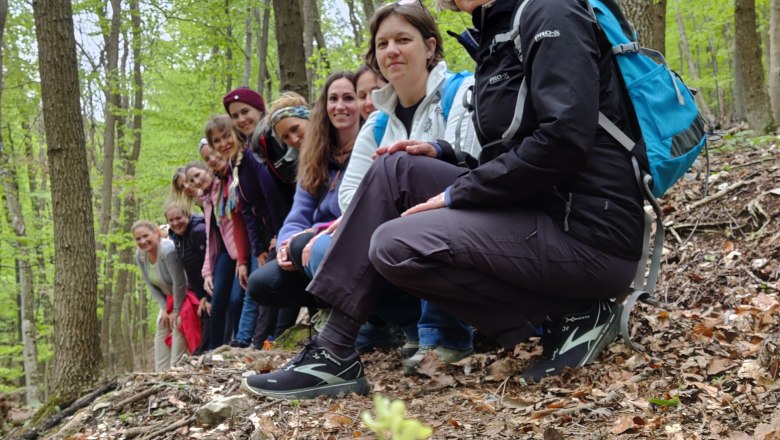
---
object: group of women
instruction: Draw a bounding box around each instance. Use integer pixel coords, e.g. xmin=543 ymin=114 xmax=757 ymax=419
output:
xmin=133 ymin=13 xmax=478 ymax=371
xmin=136 ymin=0 xmax=645 ymax=404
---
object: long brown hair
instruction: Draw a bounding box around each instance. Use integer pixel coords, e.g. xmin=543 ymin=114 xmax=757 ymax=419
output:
xmin=297 ymin=71 xmax=356 ymax=195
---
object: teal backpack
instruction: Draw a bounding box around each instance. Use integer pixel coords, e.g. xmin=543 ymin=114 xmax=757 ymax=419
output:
xmin=373 ymin=71 xmax=473 ymax=145
xmin=502 ymin=0 xmax=706 ymax=198
xmin=502 ymin=0 xmax=708 ymax=351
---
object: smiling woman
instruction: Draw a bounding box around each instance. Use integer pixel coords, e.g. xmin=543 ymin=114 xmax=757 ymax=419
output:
xmin=133 ymin=220 xmax=200 ymax=371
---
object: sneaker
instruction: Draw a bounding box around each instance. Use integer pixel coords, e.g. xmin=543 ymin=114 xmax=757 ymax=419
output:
xmin=241 ymin=338 xmax=370 ymax=400
xmin=402 ymin=345 xmax=474 ymax=375
xmin=522 ymin=300 xmax=621 ymax=382
xmin=229 ymin=340 xmax=250 ymax=348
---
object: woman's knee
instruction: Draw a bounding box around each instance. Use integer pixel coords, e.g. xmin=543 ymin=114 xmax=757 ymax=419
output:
xmin=369 ymin=220 xmax=408 ymax=281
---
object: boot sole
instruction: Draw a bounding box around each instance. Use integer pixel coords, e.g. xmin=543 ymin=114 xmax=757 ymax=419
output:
xmin=241 ymin=377 xmax=371 ymax=400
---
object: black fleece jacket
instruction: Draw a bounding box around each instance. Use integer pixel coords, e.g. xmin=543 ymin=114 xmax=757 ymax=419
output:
xmin=169 ymin=215 xmax=208 ymax=300
xmin=448 ymin=0 xmax=644 ymax=260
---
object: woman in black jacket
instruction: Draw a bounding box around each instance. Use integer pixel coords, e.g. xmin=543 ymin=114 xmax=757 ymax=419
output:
xmin=241 ymin=0 xmax=644 ymax=400
xmin=165 ymin=202 xmax=210 ymax=354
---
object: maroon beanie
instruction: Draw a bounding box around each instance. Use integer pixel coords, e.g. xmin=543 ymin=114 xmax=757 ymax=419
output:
xmin=223 ymin=87 xmax=266 ymax=114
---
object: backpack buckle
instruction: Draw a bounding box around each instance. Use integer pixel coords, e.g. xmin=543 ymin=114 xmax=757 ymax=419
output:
xmin=612 ymin=42 xmax=639 ymax=55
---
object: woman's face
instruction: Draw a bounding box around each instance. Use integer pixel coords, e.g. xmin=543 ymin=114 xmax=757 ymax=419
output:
xmin=356 ymin=71 xmax=387 ymax=119
xmin=228 ymin=102 xmax=262 ymax=137
xmin=133 ymin=226 xmax=160 ymax=253
xmin=274 ymin=117 xmax=308 ymax=149
xmin=209 ymin=128 xmax=237 ymax=159
xmin=166 ymin=208 xmax=190 ymax=236
xmin=375 ymin=14 xmax=436 ymax=87
xmin=326 ymin=78 xmax=360 ymax=132
xmin=199 ymin=143 xmax=227 ymax=174
xmin=175 ymin=175 xmax=200 ymax=198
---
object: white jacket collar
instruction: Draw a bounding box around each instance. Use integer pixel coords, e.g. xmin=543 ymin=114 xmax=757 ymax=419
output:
xmin=372 ymin=61 xmax=449 ymax=114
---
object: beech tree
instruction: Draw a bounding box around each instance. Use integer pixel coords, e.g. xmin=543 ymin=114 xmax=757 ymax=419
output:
xmin=733 ymin=0 xmax=773 ymax=131
xmin=32 ymin=0 xmax=102 ymax=404
xmin=272 ymin=0 xmax=308 ymax=99
xmin=618 ymin=0 xmax=667 ymax=53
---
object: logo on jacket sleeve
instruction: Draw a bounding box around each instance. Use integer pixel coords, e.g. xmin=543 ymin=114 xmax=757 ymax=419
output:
xmin=534 ymin=30 xmax=561 ymax=42
xmin=488 ymin=72 xmax=510 ymax=85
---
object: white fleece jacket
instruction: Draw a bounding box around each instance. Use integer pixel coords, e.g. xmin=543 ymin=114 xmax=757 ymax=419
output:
xmin=338 ymin=61 xmax=481 ymax=213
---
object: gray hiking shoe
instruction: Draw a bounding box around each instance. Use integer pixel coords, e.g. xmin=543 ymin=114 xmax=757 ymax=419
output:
xmin=402 ymin=345 xmax=474 ymax=375
xmin=521 ymin=300 xmax=621 ymax=382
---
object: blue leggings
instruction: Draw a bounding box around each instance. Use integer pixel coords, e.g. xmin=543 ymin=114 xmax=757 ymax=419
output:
xmin=207 ymin=248 xmax=244 ymax=350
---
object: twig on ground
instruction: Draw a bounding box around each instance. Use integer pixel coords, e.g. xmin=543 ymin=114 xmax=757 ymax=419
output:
xmin=139 ymin=416 xmax=195 ymax=440
xmin=115 ymin=386 xmax=163 ymax=412
xmin=689 ymin=180 xmax=751 ymax=210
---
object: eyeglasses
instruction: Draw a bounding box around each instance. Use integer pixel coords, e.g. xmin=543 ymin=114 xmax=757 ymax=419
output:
xmin=384 ymin=0 xmax=425 ymax=9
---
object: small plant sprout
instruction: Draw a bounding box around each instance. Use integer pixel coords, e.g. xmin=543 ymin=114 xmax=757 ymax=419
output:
xmin=361 ymin=394 xmax=433 ymax=440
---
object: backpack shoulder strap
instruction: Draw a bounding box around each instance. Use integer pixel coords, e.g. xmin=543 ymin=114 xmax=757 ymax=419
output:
xmin=441 ymin=71 xmax=472 ymax=121
xmin=373 ymin=112 xmax=389 ymax=146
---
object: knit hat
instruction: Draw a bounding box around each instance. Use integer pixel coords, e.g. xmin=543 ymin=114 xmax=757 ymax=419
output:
xmin=223 ymin=87 xmax=266 ymax=114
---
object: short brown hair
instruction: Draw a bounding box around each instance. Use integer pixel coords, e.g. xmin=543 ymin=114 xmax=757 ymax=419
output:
xmin=365 ymin=2 xmax=444 ymax=75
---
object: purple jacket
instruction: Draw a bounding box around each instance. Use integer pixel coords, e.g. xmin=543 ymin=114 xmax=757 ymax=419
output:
xmin=277 ymin=161 xmax=345 ymax=249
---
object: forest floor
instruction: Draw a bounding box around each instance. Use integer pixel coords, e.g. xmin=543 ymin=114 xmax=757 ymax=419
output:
xmin=6 ymin=134 xmax=780 ymax=440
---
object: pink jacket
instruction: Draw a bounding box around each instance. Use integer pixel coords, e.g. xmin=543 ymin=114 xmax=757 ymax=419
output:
xmin=201 ymin=178 xmax=250 ymax=279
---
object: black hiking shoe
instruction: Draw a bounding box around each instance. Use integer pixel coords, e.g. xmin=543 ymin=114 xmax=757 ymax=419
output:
xmin=522 ymin=300 xmax=621 ymax=382
xmin=241 ymin=338 xmax=370 ymax=400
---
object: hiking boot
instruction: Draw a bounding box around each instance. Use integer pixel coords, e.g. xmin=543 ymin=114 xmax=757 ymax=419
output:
xmin=402 ymin=346 xmax=474 ymax=375
xmin=241 ymin=338 xmax=370 ymax=400
xmin=399 ymin=339 xmax=419 ymax=359
xmin=522 ymin=300 xmax=621 ymax=382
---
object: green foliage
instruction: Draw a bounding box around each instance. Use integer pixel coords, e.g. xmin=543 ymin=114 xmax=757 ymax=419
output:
xmin=361 ymin=394 xmax=433 ymax=440
xmin=648 ymin=391 xmax=681 ymax=407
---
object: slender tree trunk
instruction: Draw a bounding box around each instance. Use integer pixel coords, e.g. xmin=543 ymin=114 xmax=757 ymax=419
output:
xmin=32 ymin=0 xmax=102 ymax=404
xmin=675 ymin=11 xmax=714 ymax=123
xmin=770 ymin=0 xmax=780 ymax=121
xmin=709 ymin=36 xmax=726 ymax=126
xmin=734 ymin=0 xmax=773 ymax=131
xmin=225 ymin=0 xmax=233 ymax=93
xmin=243 ymin=5 xmax=251 ymax=87
xmin=302 ymin=0 xmax=314 ymax=94
xmin=361 ymin=0 xmax=376 ymax=25
xmin=0 ymin=0 xmax=41 ymax=407
xmin=98 ymin=0 xmax=122 ymax=361
xmin=110 ymin=0 xmax=144 ymax=373
xmin=345 ymin=0 xmax=363 ymax=49
xmin=254 ymin=1 xmax=271 ymax=94
xmin=272 ymin=0 xmax=309 ymax=99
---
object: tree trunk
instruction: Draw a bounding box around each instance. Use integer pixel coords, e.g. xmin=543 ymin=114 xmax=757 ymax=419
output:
xmin=110 ymin=0 xmax=144 ymax=373
xmin=361 ymin=0 xmax=376 ymax=25
xmin=243 ymin=5 xmax=251 ymax=87
xmin=675 ymin=11 xmax=714 ymax=123
xmin=254 ymin=1 xmax=271 ymax=94
xmin=734 ymin=0 xmax=773 ymax=131
xmin=302 ymin=0 xmax=314 ymax=94
xmin=0 ymin=0 xmax=41 ymax=407
xmin=225 ymin=0 xmax=233 ymax=93
xmin=617 ymin=0 xmax=666 ymax=53
xmin=272 ymin=0 xmax=309 ymax=99
xmin=709 ymin=35 xmax=726 ymax=126
xmin=98 ymin=0 xmax=122 ymax=361
xmin=345 ymin=0 xmax=363 ymax=49
xmin=770 ymin=0 xmax=780 ymax=121
xmin=32 ymin=0 xmax=102 ymax=404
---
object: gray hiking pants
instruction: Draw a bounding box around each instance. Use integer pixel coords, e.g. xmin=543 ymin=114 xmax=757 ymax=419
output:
xmin=309 ymin=153 xmax=638 ymax=348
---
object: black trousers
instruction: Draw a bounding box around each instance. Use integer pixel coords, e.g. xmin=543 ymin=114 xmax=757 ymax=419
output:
xmin=310 ymin=153 xmax=638 ymax=348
